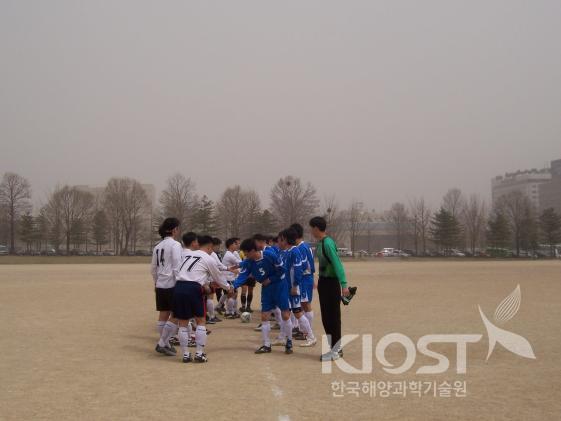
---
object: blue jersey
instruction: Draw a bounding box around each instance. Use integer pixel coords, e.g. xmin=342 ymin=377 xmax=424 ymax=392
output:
xmin=233 ymin=248 xmax=284 ymax=289
xmin=297 ymin=241 xmax=315 ymax=277
xmin=281 ymin=246 xmax=304 ymax=288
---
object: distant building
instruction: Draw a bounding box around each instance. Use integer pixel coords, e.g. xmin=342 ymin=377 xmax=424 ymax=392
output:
xmin=539 ymin=159 xmax=561 ymax=214
xmin=491 ymin=166 xmax=551 ymax=212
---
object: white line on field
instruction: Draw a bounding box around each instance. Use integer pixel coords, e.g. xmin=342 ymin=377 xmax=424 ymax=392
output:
xmin=264 ymin=363 xmax=290 ymax=421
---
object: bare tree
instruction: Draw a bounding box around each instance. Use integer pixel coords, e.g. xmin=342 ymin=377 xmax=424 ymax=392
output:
xmin=462 ymin=194 xmax=487 ymax=254
xmin=270 ymin=176 xmax=319 ymax=228
xmin=159 ymin=173 xmax=197 ymax=227
xmin=320 ymin=195 xmax=345 ymax=244
xmin=497 ymin=190 xmax=535 ymax=256
xmin=442 ymin=188 xmax=466 ymax=220
xmin=0 ymin=172 xmax=32 ymax=253
xmin=384 ymin=202 xmax=409 ymax=250
xmin=345 ymin=200 xmax=367 ymax=253
xmin=409 ymin=197 xmax=431 ymax=255
xmin=104 ymin=177 xmax=149 ymax=255
xmin=216 ymin=185 xmax=261 ymax=238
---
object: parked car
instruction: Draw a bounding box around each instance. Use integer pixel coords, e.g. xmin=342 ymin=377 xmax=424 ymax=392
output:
xmin=443 ymin=249 xmax=466 ymax=257
xmin=402 ymin=249 xmax=416 ymax=257
xmin=355 ymin=250 xmax=370 ymax=257
xmin=376 ymin=248 xmax=395 ymax=257
xmin=0 ymin=245 xmax=8 ymax=255
xmin=102 ymin=250 xmax=116 ymax=256
xmin=337 ymin=248 xmax=353 ymax=257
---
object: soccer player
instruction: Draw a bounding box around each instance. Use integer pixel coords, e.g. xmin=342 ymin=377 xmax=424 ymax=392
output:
xmin=219 ymin=238 xmax=241 ymax=316
xmin=290 ymin=223 xmax=316 ymax=345
xmin=174 ymin=235 xmax=232 ymax=363
xmin=152 ymin=218 xmax=182 ymax=356
xmin=233 ymin=238 xmax=293 ymax=355
xmin=309 ymin=216 xmax=350 ymax=361
xmin=272 ymin=228 xmax=316 ymax=348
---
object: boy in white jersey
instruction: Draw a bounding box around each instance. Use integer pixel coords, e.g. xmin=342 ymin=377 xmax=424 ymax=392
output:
xmin=152 ymin=218 xmax=182 ymax=356
xmin=219 ymin=237 xmax=241 ymax=317
xmin=174 ymin=235 xmax=232 ymax=363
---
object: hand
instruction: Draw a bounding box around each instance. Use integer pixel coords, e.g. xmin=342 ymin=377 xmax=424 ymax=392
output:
xmin=342 ymin=287 xmax=350 ymax=297
xmin=262 ymin=279 xmax=271 ymax=287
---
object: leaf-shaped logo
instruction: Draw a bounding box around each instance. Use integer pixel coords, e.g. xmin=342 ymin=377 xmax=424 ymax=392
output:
xmin=494 ymin=284 xmax=521 ymax=324
xmin=479 ymin=285 xmax=536 ymax=361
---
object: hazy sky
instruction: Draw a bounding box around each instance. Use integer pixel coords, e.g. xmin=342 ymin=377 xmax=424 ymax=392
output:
xmin=1 ymin=1 xmax=560 ymax=212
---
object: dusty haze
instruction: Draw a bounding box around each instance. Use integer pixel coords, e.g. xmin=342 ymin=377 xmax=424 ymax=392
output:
xmin=1 ymin=1 xmax=560 ymax=210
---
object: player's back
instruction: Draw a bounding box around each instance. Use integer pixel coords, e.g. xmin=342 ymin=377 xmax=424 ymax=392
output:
xmin=297 ymin=241 xmax=314 ymax=276
xmin=152 ymin=237 xmax=182 ymax=288
xmin=176 ymin=249 xmax=214 ymax=285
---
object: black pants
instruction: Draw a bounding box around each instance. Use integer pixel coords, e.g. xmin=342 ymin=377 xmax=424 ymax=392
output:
xmin=318 ymin=276 xmax=342 ymax=351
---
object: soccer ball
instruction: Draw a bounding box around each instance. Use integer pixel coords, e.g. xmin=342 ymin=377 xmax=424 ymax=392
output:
xmin=241 ymin=312 xmax=251 ymax=323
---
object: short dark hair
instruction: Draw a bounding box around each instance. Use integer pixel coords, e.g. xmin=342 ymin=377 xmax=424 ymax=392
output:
xmin=182 ymin=232 xmax=198 ymax=247
xmin=158 ymin=217 xmax=180 ymax=239
xmin=198 ymin=235 xmax=214 ymax=247
xmin=290 ymin=223 xmax=304 ymax=239
xmin=253 ymin=233 xmax=267 ymax=242
xmin=279 ymin=228 xmax=297 ymax=246
xmin=309 ymin=216 xmax=327 ymax=232
xmin=240 ymin=238 xmax=258 ymax=253
xmin=212 ymin=237 xmax=222 ymax=246
xmin=225 ymin=238 xmax=236 ymax=248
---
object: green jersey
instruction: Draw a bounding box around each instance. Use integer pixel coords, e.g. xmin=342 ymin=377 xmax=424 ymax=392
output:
xmin=316 ymin=236 xmax=347 ymax=288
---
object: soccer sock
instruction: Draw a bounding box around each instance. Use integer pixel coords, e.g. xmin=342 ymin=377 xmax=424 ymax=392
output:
xmin=291 ymin=312 xmax=299 ymax=330
xmin=277 ymin=318 xmax=286 ymax=340
xmin=298 ymin=315 xmax=314 ymax=340
xmin=188 ymin=321 xmax=194 ymax=340
xmin=283 ymin=318 xmax=293 ymax=342
xmin=240 ymin=293 xmax=247 ymax=308
xmin=159 ymin=321 xmax=177 ymax=347
xmin=247 ymin=292 xmax=253 ymax=308
xmin=274 ymin=307 xmax=282 ymax=323
xmin=305 ymin=311 xmax=314 ymax=326
xmin=227 ymin=298 xmax=236 ymax=314
xmin=178 ymin=326 xmax=189 ymax=355
xmin=157 ymin=320 xmax=166 ymax=335
xmin=207 ymin=299 xmax=215 ymax=319
xmin=261 ymin=321 xmax=271 ymax=347
xmin=218 ymin=293 xmax=228 ymax=308
xmin=195 ymin=325 xmax=207 ymax=355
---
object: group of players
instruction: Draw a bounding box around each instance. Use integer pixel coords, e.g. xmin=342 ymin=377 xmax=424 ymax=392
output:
xmin=151 ymin=217 xmax=317 ymax=363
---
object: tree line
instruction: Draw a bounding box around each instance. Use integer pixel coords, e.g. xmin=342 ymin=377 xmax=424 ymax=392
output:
xmin=1 ymin=172 xmax=560 ymax=256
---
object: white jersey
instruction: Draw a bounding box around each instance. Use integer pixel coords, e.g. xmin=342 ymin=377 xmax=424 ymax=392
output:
xmin=222 ymin=250 xmax=241 ymax=281
xmin=176 ymin=249 xmax=230 ymax=290
xmin=151 ymin=237 xmax=183 ymax=289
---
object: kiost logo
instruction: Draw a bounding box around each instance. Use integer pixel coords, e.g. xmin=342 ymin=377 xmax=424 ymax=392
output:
xmin=322 ymin=285 xmax=536 ymax=375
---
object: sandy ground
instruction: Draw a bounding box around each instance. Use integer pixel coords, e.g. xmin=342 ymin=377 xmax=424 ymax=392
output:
xmin=1 ymin=260 xmax=560 ymax=421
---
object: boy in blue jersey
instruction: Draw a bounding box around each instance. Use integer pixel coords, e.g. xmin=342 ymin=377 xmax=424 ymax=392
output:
xmin=233 ymin=238 xmax=294 ymax=354
xmin=272 ymin=228 xmax=317 ymax=348
xmin=290 ymin=223 xmax=316 ymax=343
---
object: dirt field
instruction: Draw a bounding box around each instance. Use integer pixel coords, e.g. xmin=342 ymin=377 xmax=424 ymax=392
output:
xmin=1 ymin=260 xmax=560 ymax=421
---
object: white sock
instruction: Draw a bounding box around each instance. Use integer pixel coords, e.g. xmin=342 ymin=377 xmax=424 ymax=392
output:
xmin=261 ymin=321 xmax=271 ymax=347
xmin=218 ymin=293 xmax=228 ymax=307
xmin=195 ymin=325 xmax=207 ymax=355
xmin=297 ymin=315 xmax=314 ymax=340
xmin=188 ymin=321 xmax=194 ymax=340
xmin=291 ymin=312 xmax=299 ymax=329
xmin=207 ymin=299 xmax=215 ymax=319
xmin=227 ymin=298 xmax=236 ymax=314
xmin=157 ymin=320 xmax=166 ymax=335
xmin=283 ymin=318 xmax=293 ymax=342
xmin=277 ymin=318 xmax=286 ymax=340
xmin=158 ymin=321 xmax=177 ymax=347
xmin=178 ymin=326 xmax=190 ymax=355
xmin=274 ymin=307 xmax=282 ymax=323
xmin=305 ymin=311 xmax=314 ymax=326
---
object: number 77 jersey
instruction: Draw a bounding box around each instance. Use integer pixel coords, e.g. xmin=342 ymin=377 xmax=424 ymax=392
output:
xmin=175 ymin=249 xmax=230 ymax=289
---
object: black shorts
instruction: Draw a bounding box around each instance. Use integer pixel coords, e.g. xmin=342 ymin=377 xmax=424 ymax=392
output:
xmin=244 ymin=276 xmax=256 ymax=288
xmin=172 ymin=281 xmax=205 ymax=320
xmin=155 ymin=287 xmax=174 ymax=312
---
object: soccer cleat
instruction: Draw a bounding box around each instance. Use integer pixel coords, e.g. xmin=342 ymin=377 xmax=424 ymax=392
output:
xmin=320 ymin=351 xmax=340 ymax=361
xmin=182 ymin=353 xmax=192 ymax=363
xmin=239 ymin=306 xmax=246 ymax=313
xmin=155 ymin=344 xmax=175 ymax=356
xmin=187 ymin=339 xmax=197 ymax=348
xmin=166 ymin=344 xmax=177 ymax=354
xmin=341 ymin=286 xmax=358 ymax=305
xmin=292 ymin=327 xmax=299 ymax=334
xmin=293 ymin=331 xmax=307 ymax=340
xmin=272 ymin=323 xmax=281 ymax=330
xmin=300 ymin=337 xmax=317 ymax=347
xmin=255 ymin=345 xmax=272 ymax=354
xmin=194 ymin=353 xmax=208 ymax=363
xmin=210 ymin=316 xmax=222 ymax=323
xmin=169 ymin=336 xmax=180 ymax=346
xmin=216 ymin=306 xmax=225 ymax=315
xmin=254 ymin=323 xmax=262 ymax=331
xmin=233 ymin=313 xmax=241 ymax=319
xmin=207 ymin=318 xmax=216 ymax=324
xmin=224 ymin=314 xmax=235 ymax=319
xmin=271 ymin=338 xmax=286 ymax=346
xmin=246 ymin=307 xmax=254 ymax=313
xmin=285 ymin=340 xmax=293 ymax=354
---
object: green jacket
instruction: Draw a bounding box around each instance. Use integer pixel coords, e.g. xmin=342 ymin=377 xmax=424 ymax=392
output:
xmin=316 ymin=236 xmax=347 ymax=288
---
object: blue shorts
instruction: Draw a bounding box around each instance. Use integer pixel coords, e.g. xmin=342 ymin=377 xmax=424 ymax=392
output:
xmin=300 ymin=275 xmax=314 ymax=303
xmin=289 ymin=285 xmax=302 ymax=311
xmin=172 ymin=281 xmax=205 ymax=320
xmin=261 ymin=281 xmax=290 ymax=312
